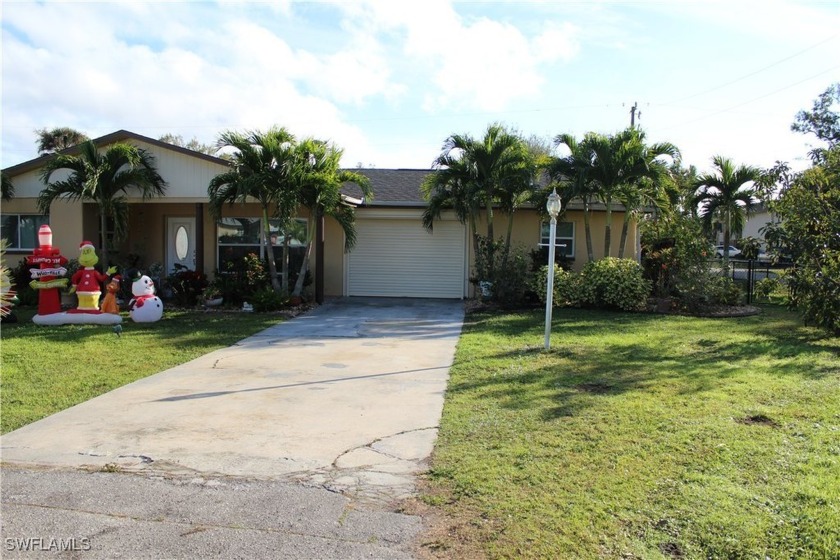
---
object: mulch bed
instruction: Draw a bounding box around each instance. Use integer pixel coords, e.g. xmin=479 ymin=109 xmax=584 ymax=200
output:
xmin=465 ymin=298 xmax=761 ymax=319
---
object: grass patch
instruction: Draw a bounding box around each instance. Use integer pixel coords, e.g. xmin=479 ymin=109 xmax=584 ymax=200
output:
xmin=1 ymin=308 xmax=285 ymax=433
xmin=424 ymin=305 xmax=840 ymax=559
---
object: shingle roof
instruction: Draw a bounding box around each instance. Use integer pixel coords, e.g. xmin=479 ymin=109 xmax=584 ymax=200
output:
xmin=342 ymin=168 xmax=431 ymax=207
xmin=2 ymin=129 xmax=229 ymax=176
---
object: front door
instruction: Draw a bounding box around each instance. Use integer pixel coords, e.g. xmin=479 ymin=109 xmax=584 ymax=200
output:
xmin=167 ymin=217 xmax=196 ymax=274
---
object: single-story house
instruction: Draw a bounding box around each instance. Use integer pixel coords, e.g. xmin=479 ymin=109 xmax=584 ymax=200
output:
xmin=2 ymin=130 xmax=637 ymax=300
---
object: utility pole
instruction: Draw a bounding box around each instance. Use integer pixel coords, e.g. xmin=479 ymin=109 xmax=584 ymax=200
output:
xmin=630 ymin=102 xmax=639 ymax=128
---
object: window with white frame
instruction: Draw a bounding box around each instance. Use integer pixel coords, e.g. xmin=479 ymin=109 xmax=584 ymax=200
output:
xmin=216 ymin=217 xmax=308 ymax=274
xmin=1 ymin=214 xmax=49 ymax=250
xmin=539 ymin=221 xmax=575 ymax=258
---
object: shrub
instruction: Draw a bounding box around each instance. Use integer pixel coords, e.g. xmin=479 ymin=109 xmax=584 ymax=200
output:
xmin=215 ymin=253 xmax=270 ymax=305
xmin=676 ymin=270 xmax=744 ymax=311
xmin=472 ymin=236 xmax=533 ymax=307
xmin=167 ymin=263 xmax=208 ymax=307
xmin=532 ymin=264 xmax=578 ymax=307
xmin=10 ymin=259 xmax=38 ymax=306
xmin=251 ymin=287 xmax=288 ymax=312
xmin=709 ymin=276 xmax=743 ymax=306
xmin=754 ymin=277 xmax=781 ymax=302
xmin=577 ymin=257 xmax=650 ymax=311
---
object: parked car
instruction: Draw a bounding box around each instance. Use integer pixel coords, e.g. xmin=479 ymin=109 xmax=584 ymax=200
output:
xmin=715 ymin=245 xmax=742 ymax=258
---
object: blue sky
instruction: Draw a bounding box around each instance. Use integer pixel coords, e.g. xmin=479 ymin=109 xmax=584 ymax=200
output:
xmin=2 ymin=1 xmax=838 ymax=173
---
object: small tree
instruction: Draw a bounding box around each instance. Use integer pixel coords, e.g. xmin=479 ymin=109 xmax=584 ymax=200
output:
xmin=693 ymin=156 xmax=761 ymax=270
xmin=771 ymin=146 xmax=840 ymax=334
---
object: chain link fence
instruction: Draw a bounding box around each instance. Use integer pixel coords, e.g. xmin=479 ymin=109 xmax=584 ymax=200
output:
xmin=708 ymin=259 xmax=792 ymax=304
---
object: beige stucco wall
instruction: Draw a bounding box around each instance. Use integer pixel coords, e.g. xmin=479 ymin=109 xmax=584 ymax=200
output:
xmin=323 ymin=216 xmax=346 ymax=297
xmin=469 ymin=207 xmax=639 ymax=273
xmin=123 ymin=140 xmax=229 ymax=201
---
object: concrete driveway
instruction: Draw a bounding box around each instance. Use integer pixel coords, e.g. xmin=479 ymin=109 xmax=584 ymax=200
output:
xmin=2 ymin=297 xmax=464 ymax=502
xmin=1 ymin=298 xmax=463 ymax=559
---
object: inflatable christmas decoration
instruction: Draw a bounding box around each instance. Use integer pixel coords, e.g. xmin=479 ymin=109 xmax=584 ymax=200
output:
xmin=28 ymin=226 xmax=122 ymax=326
xmin=129 ymin=271 xmax=163 ymax=323
xmin=71 ymin=240 xmax=117 ymax=312
xmin=100 ymin=275 xmax=121 ymax=314
xmin=27 ymin=224 xmax=69 ymax=318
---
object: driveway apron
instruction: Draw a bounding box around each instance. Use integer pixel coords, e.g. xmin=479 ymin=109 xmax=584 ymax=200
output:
xmin=1 ymin=298 xmax=464 ymax=503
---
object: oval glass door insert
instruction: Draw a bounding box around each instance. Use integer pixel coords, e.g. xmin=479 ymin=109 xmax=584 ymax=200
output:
xmin=175 ymin=225 xmax=189 ymax=260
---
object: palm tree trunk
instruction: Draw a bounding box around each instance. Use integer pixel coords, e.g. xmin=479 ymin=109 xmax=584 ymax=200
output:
xmin=618 ymin=214 xmax=631 ymax=259
xmin=469 ymin=215 xmax=480 ymax=269
xmin=502 ymin=211 xmax=514 ymax=269
xmin=583 ymin=200 xmax=594 ymax=262
xmin=99 ymin=210 xmax=110 ymax=271
xmin=262 ymin=209 xmax=282 ymax=294
xmin=722 ymin=210 xmax=731 ymax=273
xmin=282 ymin=232 xmax=290 ymax=293
xmin=292 ymin=217 xmax=315 ymax=298
xmin=485 ymin=192 xmax=495 ymax=277
xmin=604 ymin=195 xmax=613 ymax=258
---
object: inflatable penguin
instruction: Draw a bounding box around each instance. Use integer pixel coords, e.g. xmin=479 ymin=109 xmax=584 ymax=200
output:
xmin=129 ymin=272 xmax=163 ymax=323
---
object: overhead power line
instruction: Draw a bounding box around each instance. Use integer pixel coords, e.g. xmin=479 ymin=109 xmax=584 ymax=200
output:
xmin=662 ymin=33 xmax=839 ymax=105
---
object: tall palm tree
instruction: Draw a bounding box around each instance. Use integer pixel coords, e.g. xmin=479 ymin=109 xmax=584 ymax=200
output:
xmin=38 ymin=140 xmax=167 ymax=270
xmin=289 ymin=138 xmax=372 ymax=298
xmin=208 ymin=127 xmax=299 ymax=294
xmin=550 ymin=133 xmax=598 ymax=262
xmin=424 ymin=123 xmax=532 ymax=275
xmin=614 ymin=136 xmax=680 ymax=258
xmin=694 ymin=155 xmax=762 ymax=268
xmin=588 ymin=128 xmax=678 ymax=258
xmin=35 ymin=127 xmax=89 ymax=155
xmin=422 ymin=153 xmax=483 ymax=262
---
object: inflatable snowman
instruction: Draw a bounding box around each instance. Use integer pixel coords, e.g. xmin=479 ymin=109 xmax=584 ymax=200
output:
xmin=129 ymin=272 xmax=163 ymax=323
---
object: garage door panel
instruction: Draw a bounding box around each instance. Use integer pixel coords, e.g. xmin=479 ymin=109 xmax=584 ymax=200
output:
xmin=348 ymin=218 xmax=465 ymax=298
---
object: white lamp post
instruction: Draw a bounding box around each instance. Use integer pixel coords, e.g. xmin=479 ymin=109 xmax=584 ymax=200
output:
xmin=545 ymin=188 xmax=562 ymax=349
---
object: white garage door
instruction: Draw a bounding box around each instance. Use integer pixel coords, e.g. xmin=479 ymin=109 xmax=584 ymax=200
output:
xmin=348 ymin=218 xmax=466 ymax=298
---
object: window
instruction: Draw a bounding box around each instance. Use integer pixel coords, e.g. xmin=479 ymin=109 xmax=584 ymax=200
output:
xmin=216 ymin=217 xmax=308 ymax=275
xmin=1 ymin=214 xmax=49 ymax=250
xmin=539 ymin=221 xmax=575 ymax=258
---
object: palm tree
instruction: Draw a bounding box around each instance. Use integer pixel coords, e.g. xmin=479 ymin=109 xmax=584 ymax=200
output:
xmin=422 ymin=154 xmax=483 ymax=262
xmin=614 ymin=137 xmax=680 ymax=258
xmin=693 ymin=155 xmax=762 ymax=268
xmin=550 ymin=133 xmax=598 ymax=262
xmin=35 ymin=127 xmax=89 ymax=155
xmin=424 ymin=124 xmax=532 ymax=276
xmin=1 ymin=171 xmax=14 ymax=202
xmin=587 ymin=128 xmax=678 ymax=258
xmin=208 ymin=127 xmax=299 ymax=294
xmin=289 ymin=138 xmax=372 ymax=298
xmin=38 ymin=140 xmax=167 ymax=270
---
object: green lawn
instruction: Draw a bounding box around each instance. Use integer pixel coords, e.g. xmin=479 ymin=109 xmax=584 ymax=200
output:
xmin=0 ymin=308 xmax=285 ymax=433
xmin=423 ymin=305 xmax=839 ymax=559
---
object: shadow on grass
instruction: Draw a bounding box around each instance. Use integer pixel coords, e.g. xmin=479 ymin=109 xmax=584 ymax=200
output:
xmin=1 ymin=307 xmax=283 ymax=351
xmin=450 ymin=305 xmax=838 ymax=422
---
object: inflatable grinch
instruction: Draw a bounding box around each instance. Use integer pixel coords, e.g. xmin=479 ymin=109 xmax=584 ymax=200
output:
xmin=31 ymin=233 xmax=121 ymax=326
xmin=71 ymin=241 xmax=117 ymax=312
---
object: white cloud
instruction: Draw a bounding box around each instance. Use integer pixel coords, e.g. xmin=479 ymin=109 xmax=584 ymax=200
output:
xmin=332 ymin=0 xmax=581 ymax=112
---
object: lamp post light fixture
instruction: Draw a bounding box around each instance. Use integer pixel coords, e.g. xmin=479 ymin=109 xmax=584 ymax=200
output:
xmin=545 ymin=188 xmax=562 ymax=350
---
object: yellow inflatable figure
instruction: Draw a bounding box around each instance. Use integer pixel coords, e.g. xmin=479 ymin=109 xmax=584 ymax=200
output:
xmin=70 ymin=241 xmax=116 ymax=313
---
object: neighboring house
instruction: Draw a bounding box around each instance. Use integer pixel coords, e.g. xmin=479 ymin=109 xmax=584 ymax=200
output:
xmin=1 ymin=129 xmax=636 ymax=299
xmin=740 ymin=202 xmax=775 ymax=249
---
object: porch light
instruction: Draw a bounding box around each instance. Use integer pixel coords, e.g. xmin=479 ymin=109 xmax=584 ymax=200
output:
xmin=545 ymin=188 xmax=562 ymax=350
